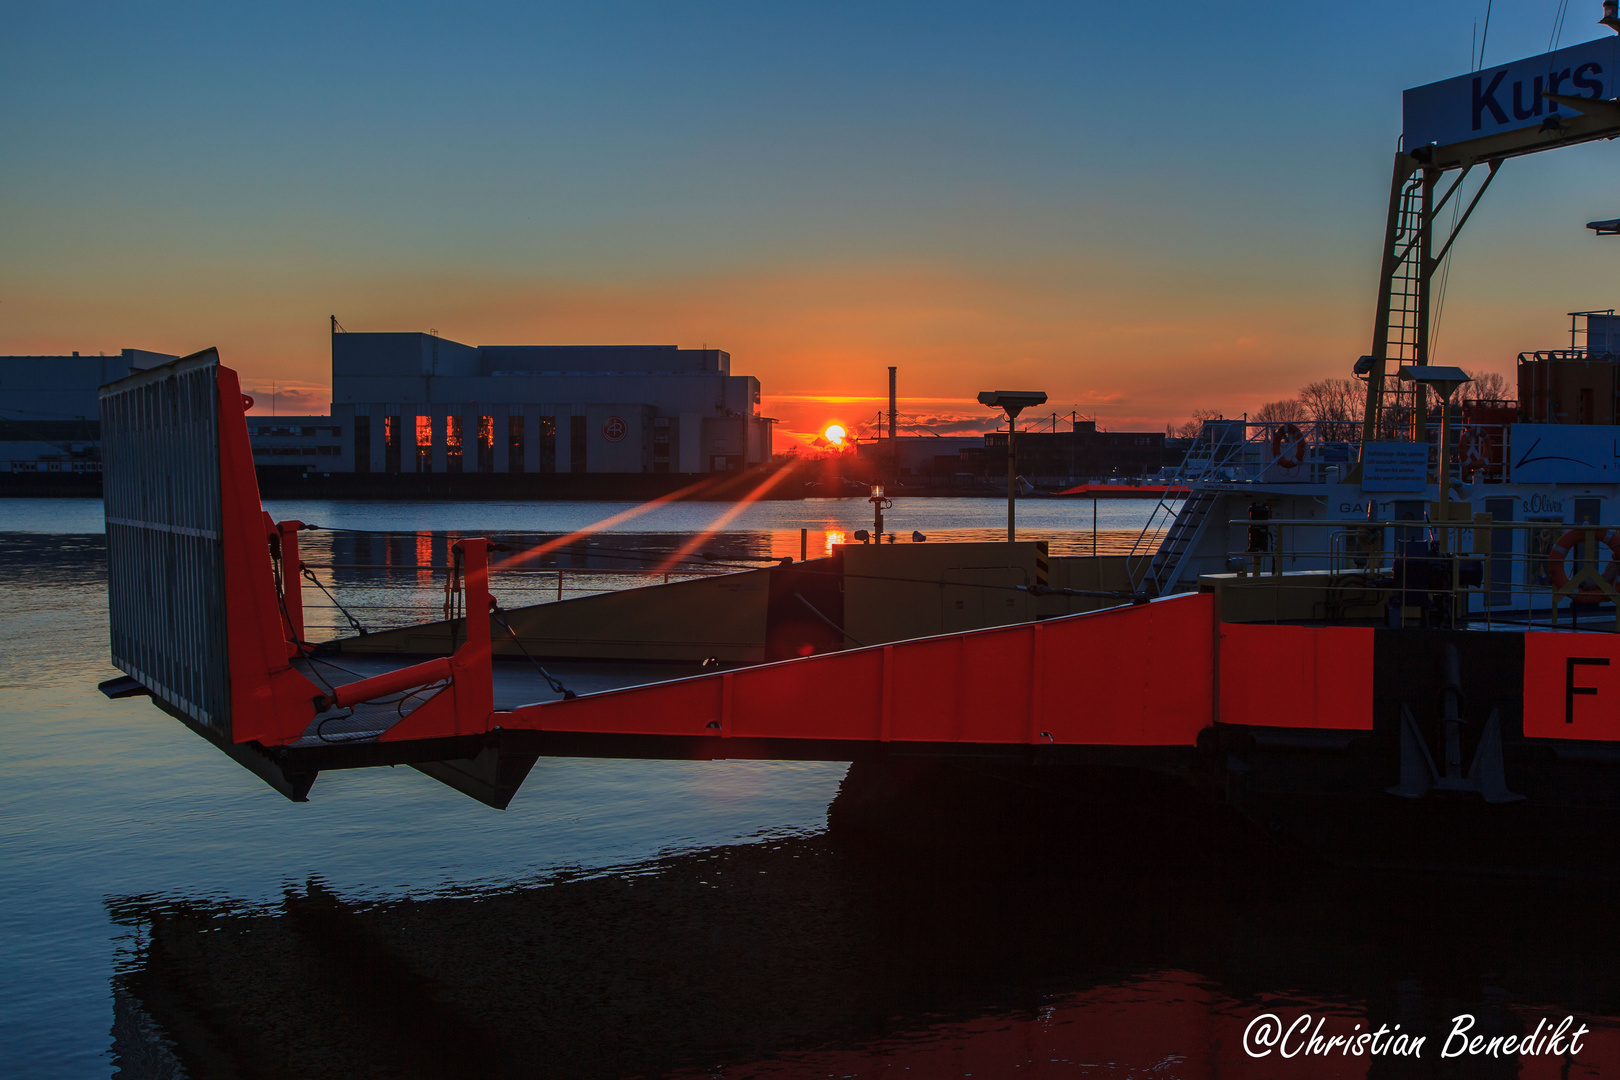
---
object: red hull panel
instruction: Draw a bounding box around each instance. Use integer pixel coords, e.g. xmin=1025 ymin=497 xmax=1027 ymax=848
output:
xmin=1524 ymin=632 xmax=1620 ymax=740
xmin=1218 ymin=623 xmax=1375 ymax=730
xmin=508 ymin=594 xmax=1219 ymax=748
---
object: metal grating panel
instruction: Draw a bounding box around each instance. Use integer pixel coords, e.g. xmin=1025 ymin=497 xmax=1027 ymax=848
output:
xmin=101 ymin=352 xmax=231 ymax=737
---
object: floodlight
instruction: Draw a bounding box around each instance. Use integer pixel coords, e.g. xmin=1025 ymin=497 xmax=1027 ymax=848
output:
xmin=978 ymin=389 xmax=1048 ymax=542
xmin=1397 ymin=365 xmax=1471 ymax=401
xmin=977 ymin=391 xmax=1048 ymax=418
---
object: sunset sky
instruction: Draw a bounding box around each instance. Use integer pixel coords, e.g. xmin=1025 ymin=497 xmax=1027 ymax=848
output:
xmin=2 ymin=2 xmax=1615 ymax=446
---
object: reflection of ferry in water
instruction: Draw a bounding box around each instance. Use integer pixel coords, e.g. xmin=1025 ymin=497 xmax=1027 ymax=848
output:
xmin=97 ymin=28 xmax=1620 ymax=874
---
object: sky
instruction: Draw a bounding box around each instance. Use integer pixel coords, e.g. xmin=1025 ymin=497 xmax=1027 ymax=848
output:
xmin=2 ymin=1 xmax=1615 ymax=446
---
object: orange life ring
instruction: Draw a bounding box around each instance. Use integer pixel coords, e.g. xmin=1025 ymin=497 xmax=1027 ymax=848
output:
xmin=1457 ymin=425 xmax=1489 ymax=480
xmin=1270 ymin=422 xmax=1306 ymax=468
xmin=1548 ymin=527 xmax=1620 ymax=604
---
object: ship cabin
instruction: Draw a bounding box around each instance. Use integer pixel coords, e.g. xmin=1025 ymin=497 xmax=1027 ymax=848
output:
xmin=1130 ymin=309 xmax=1620 ymax=629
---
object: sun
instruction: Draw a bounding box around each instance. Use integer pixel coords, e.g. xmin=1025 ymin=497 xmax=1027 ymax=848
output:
xmin=823 ymin=424 xmax=846 ymax=446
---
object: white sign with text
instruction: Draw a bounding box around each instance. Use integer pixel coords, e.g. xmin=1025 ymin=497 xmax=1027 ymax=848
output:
xmin=1360 ymin=442 xmax=1429 ymax=492
xmin=1403 ymin=36 xmax=1617 ymax=149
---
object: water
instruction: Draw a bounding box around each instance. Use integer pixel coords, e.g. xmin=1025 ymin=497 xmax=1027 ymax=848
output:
xmin=6 ymin=496 xmax=1618 ymax=1079
xmin=0 ymin=494 xmax=1166 ymax=545
xmin=0 ymin=495 xmax=1155 ymax=1078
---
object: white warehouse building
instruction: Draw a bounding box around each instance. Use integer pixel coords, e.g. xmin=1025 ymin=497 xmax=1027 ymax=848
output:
xmin=254 ymin=331 xmax=774 ymax=477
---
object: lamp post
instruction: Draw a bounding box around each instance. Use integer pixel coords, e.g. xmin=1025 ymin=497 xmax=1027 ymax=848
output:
xmin=869 ymin=484 xmax=892 ymax=543
xmin=978 ymin=390 xmax=1048 ymax=542
xmin=1397 ymin=365 xmax=1471 ymax=553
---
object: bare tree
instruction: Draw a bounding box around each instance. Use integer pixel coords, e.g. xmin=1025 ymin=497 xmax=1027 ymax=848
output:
xmin=1459 ymin=369 xmax=1511 ymax=404
xmin=1176 ymin=367 xmax=1513 ymax=448
xmin=1298 ymin=378 xmax=1365 ymax=442
xmin=1170 ymin=408 xmax=1223 ymax=439
xmin=1253 ymin=398 xmax=1306 ymax=425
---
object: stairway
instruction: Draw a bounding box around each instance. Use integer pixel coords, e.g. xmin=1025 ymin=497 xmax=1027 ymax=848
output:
xmin=1143 ymin=489 xmax=1219 ymax=596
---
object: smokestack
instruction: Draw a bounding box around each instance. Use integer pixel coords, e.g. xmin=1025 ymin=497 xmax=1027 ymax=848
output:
xmin=888 ymin=367 xmax=897 ymax=446
xmin=887 ymin=366 xmax=898 ymax=481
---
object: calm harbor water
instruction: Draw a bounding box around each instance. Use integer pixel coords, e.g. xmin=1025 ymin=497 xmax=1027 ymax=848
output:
xmin=4 ymin=495 xmax=1619 ymax=1079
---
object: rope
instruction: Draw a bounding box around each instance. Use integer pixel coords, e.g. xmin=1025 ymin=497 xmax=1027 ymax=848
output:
xmin=267 ymin=545 xmax=371 ymax=742
xmin=488 ymin=599 xmax=576 ymax=699
xmin=795 ymin=593 xmax=863 ymax=647
xmin=443 ymin=546 xmax=463 ymax=650
xmin=1021 ymin=584 xmax=1150 ymax=605
xmin=301 ymin=565 xmax=368 ymax=636
xmin=1547 ymin=0 xmax=1571 ymax=54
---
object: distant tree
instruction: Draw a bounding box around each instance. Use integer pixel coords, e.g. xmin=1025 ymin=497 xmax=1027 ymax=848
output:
xmin=1298 ymin=378 xmax=1364 ymax=442
xmin=1170 ymin=408 xmax=1223 ymax=439
xmin=1253 ymin=398 xmax=1307 ymax=425
xmin=1459 ymin=369 xmax=1511 ymax=403
xmin=1179 ymin=367 xmax=1513 ymax=448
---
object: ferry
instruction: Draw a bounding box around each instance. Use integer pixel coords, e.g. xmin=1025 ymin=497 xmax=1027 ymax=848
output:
xmin=1127 ymin=307 xmax=1620 ymax=625
xmin=96 ymin=28 xmax=1620 ymax=873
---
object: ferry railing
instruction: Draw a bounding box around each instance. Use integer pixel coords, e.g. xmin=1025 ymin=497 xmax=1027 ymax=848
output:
xmin=1127 ymin=419 xmax=1357 ymax=587
xmin=1127 ymin=415 xmax=1517 ymax=590
xmin=286 ymin=562 xmax=747 ymax=639
xmin=1221 ymin=518 xmax=1620 ymax=632
xmin=1185 ymin=418 xmax=1514 ymax=487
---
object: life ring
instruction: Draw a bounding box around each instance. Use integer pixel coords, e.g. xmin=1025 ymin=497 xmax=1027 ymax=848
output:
xmin=1548 ymin=527 xmax=1620 ymax=604
xmin=1270 ymin=422 xmax=1306 ymax=468
xmin=1457 ymin=425 xmax=1489 ymax=480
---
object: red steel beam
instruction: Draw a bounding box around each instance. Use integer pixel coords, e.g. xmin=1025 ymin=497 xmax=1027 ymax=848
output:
xmin=216 ymin=367 xmax=323 ymax=747
xmin=500 ymin=593 xmax=1223 ymax=747
xmin=329 ymin=658 xmax=454 ymax=710
xmin=375 ymin=538 xmax=495 ymax=742
xmin=271 ymin=516 xmax=307 ymax=655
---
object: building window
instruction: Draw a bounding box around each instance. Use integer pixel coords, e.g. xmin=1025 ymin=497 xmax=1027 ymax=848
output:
xmin=446 ymin=416 xmax=464 ymax=473
xmin=569 ymin=415 xmax=586 ymax=474
xmin=354 ymin=415 xmax=371 ymax=473
xmin=416 ymin=416 xmax=433 ymax=473
xmin=478 ymin=415 xmax=494 ymax=473
xmin=653 ymin=416 xmax=670 ymax=473
xmin=384 ymin=416 xmax=401 ymax=474
xmin=539 ymin=416 xmax=556 ymax=473
xmin=508 ymin=416 xmax=525 ymax=474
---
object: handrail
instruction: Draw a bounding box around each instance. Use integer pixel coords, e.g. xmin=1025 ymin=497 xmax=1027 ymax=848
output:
xmin=1203 ymin=521 xmax=1620 ymax=631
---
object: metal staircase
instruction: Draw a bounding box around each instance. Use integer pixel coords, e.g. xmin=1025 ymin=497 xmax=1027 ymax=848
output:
xmin=1140 ymin=489 xmax=1219 ymax=597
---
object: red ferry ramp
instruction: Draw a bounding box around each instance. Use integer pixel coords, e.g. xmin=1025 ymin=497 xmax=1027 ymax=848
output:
xmin=145 ymin=350 xmax=1620 ymax=877
xmin=95 ymin=351 xmax=1373 ymax=811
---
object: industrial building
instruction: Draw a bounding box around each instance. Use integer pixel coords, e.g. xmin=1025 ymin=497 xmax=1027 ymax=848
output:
xmin=256 ymin=330 xmax=774 ymax=481
xmin=1 ymin=331 xmax=775 ymax=494
xmin=0 ymin=349 xmax=177 ymax=482
xmin=855 ymin=421 xmax=1173 ymax=490
xmin=982 ymin=421 xmax=1169 ymax=486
